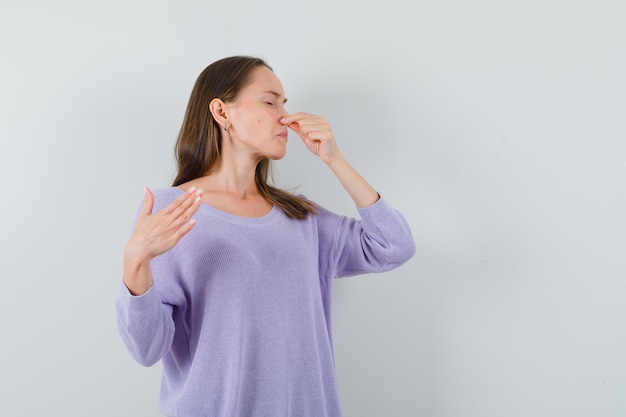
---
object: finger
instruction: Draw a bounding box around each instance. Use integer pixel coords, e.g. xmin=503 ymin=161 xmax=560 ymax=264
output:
xmin=281 ymin=112 xmax=313 ymax=125
xmin=286 ymin=123 xmax=303 ymax=139
xmin=178 ymin=189 xmax=202 ymax=217
xmin=169 ymin=195 xmax=202 ymax=229
xmin=139 ymin=187 xmax=155 ymax=218
xmin=283 ymin=114 xmax=328 ymax=128
xmin=292 ymin=119 xmax=329 ymax=134
xmin=302 ymin=130 xmax=332 ymax=141
xmin=287 ymin=120 xmax=328 ymax=140
xmin=162 ymin=190 xmax=202 ymax=232
xmin=169 ymin=218 xmax=197 ymax=244
xmin=164 ymin=186 xmax=199 ymax=215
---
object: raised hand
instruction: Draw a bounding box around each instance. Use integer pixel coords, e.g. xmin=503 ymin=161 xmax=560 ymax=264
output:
xmin=282 ymin=111 xmax=379 ymax=208
xmin=281 ymin=113 xmax=341 ymax=165
xmin=123 ymin=186 xmax=202 ymax=295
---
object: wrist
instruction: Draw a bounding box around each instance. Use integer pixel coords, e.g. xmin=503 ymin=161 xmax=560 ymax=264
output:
xmin=124 ymin=245 xmax=152 ymax=270
xmin=123 ymin=247 xmax=154 ymax=296
xmin=325 ymin=152 xmax=347 ymax=169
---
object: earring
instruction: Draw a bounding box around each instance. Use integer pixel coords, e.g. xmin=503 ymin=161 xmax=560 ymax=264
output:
xmin=224 ymin=121 xmax=229 ymax=131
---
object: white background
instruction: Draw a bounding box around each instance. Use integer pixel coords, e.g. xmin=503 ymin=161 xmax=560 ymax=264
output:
xmin=1 ymin=0 xmax=625 ymax=416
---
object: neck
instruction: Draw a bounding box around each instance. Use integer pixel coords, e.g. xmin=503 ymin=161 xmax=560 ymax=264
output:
xmin=204 ymin=150 xmax=262 ymax=199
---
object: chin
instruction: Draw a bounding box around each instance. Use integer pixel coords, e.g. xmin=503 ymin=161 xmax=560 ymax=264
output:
xmin=269 ymin=150 xmax=287 ymax=161
xmin=268 ymin=144 xmax=287 ymax=160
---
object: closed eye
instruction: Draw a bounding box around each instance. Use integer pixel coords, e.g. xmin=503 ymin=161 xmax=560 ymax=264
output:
xmin=265 ymin=101 xmax=275 ymax=106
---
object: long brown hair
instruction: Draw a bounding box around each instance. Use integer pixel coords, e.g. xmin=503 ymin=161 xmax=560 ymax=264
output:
xmin=172 ymin=56 xmax=316 ymax=219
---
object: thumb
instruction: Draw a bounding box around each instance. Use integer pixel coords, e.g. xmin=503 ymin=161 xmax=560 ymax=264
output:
xmin=139 ymin=186 xmax=155 ymax=218
xmin=285 ymin=120 xmax=302 ymax=136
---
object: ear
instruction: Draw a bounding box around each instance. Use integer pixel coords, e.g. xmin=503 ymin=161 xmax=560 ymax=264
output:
xmin=209 ymin=98 xmax=228 ymax=130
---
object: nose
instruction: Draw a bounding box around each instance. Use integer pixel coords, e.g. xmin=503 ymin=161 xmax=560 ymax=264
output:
xmin=278 ymin=104 xmax=288 ymax=120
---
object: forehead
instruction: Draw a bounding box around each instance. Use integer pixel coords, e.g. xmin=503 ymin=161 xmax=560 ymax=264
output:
xmin=244 ymin=66 xmax=285 ymax=96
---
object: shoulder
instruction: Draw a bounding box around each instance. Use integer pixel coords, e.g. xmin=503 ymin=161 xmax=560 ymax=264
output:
xmin=150 ymin=187 xmax=183 ymax=211
xmin=296 ymin=194 xmax=346 ymax=230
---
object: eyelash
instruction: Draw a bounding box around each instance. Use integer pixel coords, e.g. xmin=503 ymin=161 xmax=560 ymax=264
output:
xmin=265 ymin=102 xmax=275 ymax=106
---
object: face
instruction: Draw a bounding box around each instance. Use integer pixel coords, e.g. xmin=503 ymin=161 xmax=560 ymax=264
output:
xmin=224 ymin=66 xmax=289 ymax=161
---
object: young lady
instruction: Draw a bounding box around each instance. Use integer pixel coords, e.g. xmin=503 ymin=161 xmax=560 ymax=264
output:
xmin=117 ymin=55 xmax=415 ymax=417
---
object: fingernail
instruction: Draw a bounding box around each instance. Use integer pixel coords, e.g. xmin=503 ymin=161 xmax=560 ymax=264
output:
xmin=280 ymin=117 xmax=286 ymax=124
xmin=195 ymin=188 xmax=203 ymax=196
xmin=188 ymin=186 xmax=196 ymax=193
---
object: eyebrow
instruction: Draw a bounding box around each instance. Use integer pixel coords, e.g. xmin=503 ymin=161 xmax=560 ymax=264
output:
xmin=263 ymin=90 xmax=288 ymax=104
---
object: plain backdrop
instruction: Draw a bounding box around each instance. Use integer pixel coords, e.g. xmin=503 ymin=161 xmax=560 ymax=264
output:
xmin=1 ymin=0 xmax=625 ymax=416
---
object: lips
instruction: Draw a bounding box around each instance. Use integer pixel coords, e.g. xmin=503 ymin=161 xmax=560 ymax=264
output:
xmin=277 ymin=131 xmax=288 ymax=140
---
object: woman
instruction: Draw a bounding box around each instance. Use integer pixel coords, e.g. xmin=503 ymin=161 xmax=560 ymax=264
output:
xmin=116 ymin=55 xmax=415 ymax=417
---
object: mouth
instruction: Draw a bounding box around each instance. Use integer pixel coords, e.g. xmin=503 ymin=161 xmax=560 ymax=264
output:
xmin=277 ymin=131 xmax=288 ymax=141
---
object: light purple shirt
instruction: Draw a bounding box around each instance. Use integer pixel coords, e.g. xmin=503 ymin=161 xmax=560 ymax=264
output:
xmin=116 ymin=188 xmax=415 ymax=417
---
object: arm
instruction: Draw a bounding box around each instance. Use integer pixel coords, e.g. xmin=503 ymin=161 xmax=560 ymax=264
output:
xmin=316 ymin=198 xmax=416 ymax=279
xmin=117 ymin=186 xmax=202 ymax=365
xmin=282 ymin=113 xmax=415 ymax=277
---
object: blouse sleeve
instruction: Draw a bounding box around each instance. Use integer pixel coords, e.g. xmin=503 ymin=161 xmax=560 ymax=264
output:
xmin=316 ymin=196 xmax=416 ymax=280
xmin=115 ymin=283 xmax=176 ymax=366
xmin=115 ymin=189 xmax=180 ymax=367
